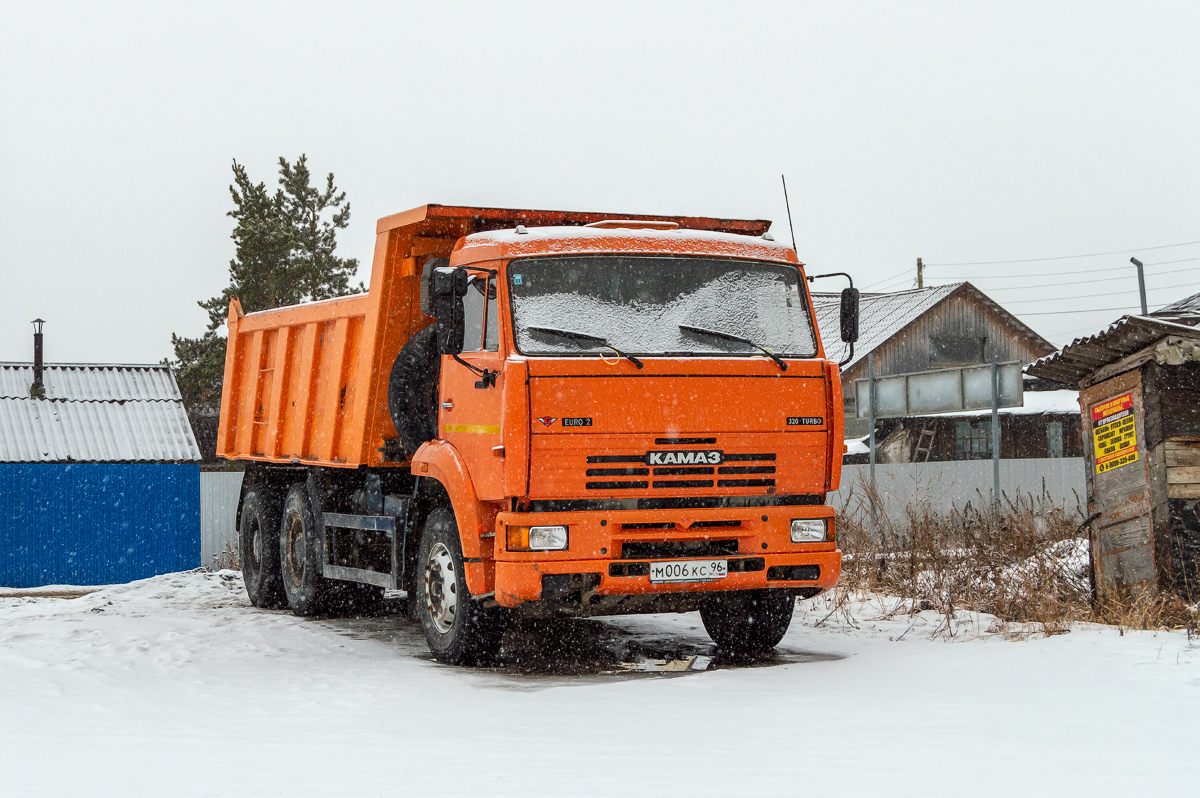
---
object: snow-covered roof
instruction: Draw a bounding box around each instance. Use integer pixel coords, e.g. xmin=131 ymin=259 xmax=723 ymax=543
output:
xmin=1026 ymin=315 xmax=1200 ymax=388
xmin=812 ymin=282 xmax=1054 ymax=370
xmin=812 ymin=283 xmax=960 ymax=368
xmin=1150 ymin=291 xmax=1200 ymax=324
xmin=0 ymin=363 xmax=201 ymax=463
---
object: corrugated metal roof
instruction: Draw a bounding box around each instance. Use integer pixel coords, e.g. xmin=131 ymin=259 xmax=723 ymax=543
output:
xmin=1025 ymin=315 xmax=1200 ymax=388
xmin=1151 ymin=292 xmax=1200 ymax=323
xmin=0 ymin=363 xmax=180 ymax=401
xmin=812 ymin=283 xmax=960 ymax=368
xmin=0 ymin=363 xmax=200 ymax=463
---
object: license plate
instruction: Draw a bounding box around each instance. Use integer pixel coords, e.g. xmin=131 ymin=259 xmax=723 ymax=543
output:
xmin=648 ymin=559 xmax=728 ymax=584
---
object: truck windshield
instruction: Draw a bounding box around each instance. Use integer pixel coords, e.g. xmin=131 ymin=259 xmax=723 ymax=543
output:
xmin=507 ymin=255 xmax=818 ymax=358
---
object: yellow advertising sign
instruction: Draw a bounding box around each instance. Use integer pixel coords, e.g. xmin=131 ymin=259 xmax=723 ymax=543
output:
xmin=1091 ymin=391 xmax=1138 ymax=475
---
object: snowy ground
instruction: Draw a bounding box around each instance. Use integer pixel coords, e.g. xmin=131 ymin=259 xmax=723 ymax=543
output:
xmin=1 ymin=571 xmax=1196 ymax=797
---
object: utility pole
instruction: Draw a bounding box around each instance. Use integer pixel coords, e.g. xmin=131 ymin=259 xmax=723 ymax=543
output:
xmin=916 ymin=257 xmax=924 ymax=289
xmin=1130 ymin=257 xmax=1148 ymax=315
xmin=868 ymin=352 xmax=878 ymax=539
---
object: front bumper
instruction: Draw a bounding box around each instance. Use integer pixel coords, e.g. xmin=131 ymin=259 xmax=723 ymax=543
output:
xmin=492 ymin=504 xmax=841 ymax=608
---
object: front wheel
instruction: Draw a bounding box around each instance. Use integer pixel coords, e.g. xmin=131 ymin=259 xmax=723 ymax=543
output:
xmin=416 ymin=508 xmax=506 ymax=665
xmin=700 ymin=590 xmax=794 ymax=655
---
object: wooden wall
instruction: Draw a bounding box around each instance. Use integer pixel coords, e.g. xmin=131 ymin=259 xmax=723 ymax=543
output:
xmin=856 ymin=412 xmax=1083 ymax=463
xmin=1082 ymin=361 xmax=1200 ymax=601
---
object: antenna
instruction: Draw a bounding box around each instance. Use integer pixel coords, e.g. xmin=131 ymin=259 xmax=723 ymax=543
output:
xmin=781 ymin=174 xmax=797 ymax=252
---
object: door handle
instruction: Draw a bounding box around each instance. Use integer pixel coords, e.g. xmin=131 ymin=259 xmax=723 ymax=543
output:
xmin=442 ymin=401 xmax=453 ymax=410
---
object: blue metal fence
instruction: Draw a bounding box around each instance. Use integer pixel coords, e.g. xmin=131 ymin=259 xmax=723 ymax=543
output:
xmin=0 ymin=463 xmax=200 ymax=587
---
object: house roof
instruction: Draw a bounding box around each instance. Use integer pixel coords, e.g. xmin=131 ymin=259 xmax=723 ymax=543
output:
xmin=811 ymin=281 xmax=1054 ymax=370
xmin=0 ymin=363 xmax=201 ymax=463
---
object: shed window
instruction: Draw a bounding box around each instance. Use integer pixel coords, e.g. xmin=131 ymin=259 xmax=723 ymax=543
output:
xmin=954 ymin=420 xmax=993 ymax=460
xmin=932 ymin=335 xmax=986 ymax=366
xmin=1046 ymin=421 xmax=1064 ymax=458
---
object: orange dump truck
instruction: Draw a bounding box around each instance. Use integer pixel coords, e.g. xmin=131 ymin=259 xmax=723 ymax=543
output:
xmin=218 ymin=204 xmax=859 ymax=664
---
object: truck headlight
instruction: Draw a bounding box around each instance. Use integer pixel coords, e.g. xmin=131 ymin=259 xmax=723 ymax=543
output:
xmin=790 ymin=519 xmax=827 ymax=543
xmin=506 ymin=525 xmax=569 ymax=551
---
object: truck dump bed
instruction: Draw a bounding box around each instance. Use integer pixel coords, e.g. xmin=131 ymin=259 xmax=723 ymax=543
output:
xmin=216 ymin=204 xmax=771 ymax=468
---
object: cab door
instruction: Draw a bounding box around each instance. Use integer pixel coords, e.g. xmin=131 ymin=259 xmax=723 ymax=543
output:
xmin=438 ymin=271 xmax=506 ymax=501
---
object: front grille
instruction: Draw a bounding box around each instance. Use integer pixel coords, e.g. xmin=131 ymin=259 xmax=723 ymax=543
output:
xmin=653 ymin=479 xmax=713 ymax=489
xmin=584 ymin=451 xmax=777 ymax=490
xmin=526 ymin=495 xmax=821 ymax=512
xmin=767 ymin=564 xmax=821 ymax=581
xmin=585 ymin=480 xmax=649 ymax=490
xmin=619 ymin=539 xmax=738 ymax=559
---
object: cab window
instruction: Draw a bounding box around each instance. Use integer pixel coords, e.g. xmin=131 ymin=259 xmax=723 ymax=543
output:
xmin=462 ymin=273 xmax=498 ymax=353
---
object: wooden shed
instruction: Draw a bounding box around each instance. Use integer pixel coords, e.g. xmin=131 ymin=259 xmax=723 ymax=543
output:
xmin=813 ymin=282 xmax=1058 ymax=437
xmin=1028 ymin=312 xmax=1200 ymax=600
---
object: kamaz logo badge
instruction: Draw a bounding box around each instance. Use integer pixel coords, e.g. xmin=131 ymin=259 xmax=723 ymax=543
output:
xmin=537 ymin=416 xmax=557 ymax=427
xmin=647 ymin=450 xmax=724 ymax=466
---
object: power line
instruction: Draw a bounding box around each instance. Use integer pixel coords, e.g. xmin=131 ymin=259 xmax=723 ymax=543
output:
xmin=1019 ymin=305 xmax=1139 ymax=316
xmin=1002 ymin=278 xmax=1200 ymax=306
xmin=929 ymin=263 xmax=1200 ymax=293
xmin=926 ymin=239 xmax=1200 ymax=268
xmin=862 ymin=268 xmax=914 ymax=290
xmin=934 ymin=256 xmax=1199 ymax=280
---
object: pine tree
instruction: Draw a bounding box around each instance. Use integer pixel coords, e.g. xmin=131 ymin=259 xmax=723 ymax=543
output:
xmin=169 ymin=155 xmax=361 ymax=439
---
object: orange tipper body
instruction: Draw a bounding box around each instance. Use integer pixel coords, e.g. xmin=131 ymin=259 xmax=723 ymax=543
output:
xmin=219 ymin=205 xmax=844 ymax=652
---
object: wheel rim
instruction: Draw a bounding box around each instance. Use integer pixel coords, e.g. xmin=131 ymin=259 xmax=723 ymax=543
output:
xmin=247 ymin=516 xmax=262 ymax=572
xmin=285 ymin=513 xmax=305 ymax=588
xmin=422 ymin=541 xmax=457 ymax=634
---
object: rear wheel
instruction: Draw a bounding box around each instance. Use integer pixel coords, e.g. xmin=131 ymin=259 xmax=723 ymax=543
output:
xmin=280 ymin=483 xmax=334 ymax=616
xmin=700 ymin=590 xmax=794 ymax=655
xmin=416 ymin=507 xmax=506 ymax=665
xmin=239 ymin=484 xmax=286 ymax=609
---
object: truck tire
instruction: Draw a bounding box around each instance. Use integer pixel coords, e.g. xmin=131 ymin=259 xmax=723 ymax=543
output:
xmin=239 ymin=484 xmax=286 ymax=609
xmin=416 ymin=507 xmax=506 ymax=665
xmin=700 ymin=590 xmax=794 ymax=655
xmin=387 ymin=324 xmax=440 ymax=458
xmin=280 ymin=483 xmax=334 ymax=616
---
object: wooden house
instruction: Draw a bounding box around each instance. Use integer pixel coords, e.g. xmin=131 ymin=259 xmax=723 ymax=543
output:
xmin=812 ymin=282 xmax=1059 ymax=438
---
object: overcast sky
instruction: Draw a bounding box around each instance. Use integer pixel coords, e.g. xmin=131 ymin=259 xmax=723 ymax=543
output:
xmin=2 ymin=1 xmax=1197 ymax=364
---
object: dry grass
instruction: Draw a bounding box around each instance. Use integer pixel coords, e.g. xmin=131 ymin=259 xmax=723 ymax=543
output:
xmin=212 ymin=541 xmax=241 ymax=572
xmin=831 ymin=481 xmax=1200 ymax=636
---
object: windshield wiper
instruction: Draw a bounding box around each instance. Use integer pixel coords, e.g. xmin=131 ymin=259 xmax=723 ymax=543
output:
xmin=526 ymin=326 xmax=644 ymax=369
xmin=678 ymin=324 xmax=787 ymax=371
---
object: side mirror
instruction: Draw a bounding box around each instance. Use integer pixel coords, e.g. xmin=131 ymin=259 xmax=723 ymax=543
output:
xmin=840 ymin=287 xmax=860 ymax=343
xmin=431 ymin=266 xmax=468 ymax=299
xmin=433 ymin=267 xmax=468 ymax=355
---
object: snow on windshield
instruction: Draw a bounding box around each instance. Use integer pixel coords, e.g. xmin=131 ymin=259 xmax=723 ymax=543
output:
xmin=508 ymin=256 xmax=818 ymax=356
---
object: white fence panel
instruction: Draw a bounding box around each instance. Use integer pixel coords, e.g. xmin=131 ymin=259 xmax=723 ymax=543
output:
xmin=200 ymin=472 xmax=243 ymax=569
xmin=831 ymin=458 xmax=1087 ymax=523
